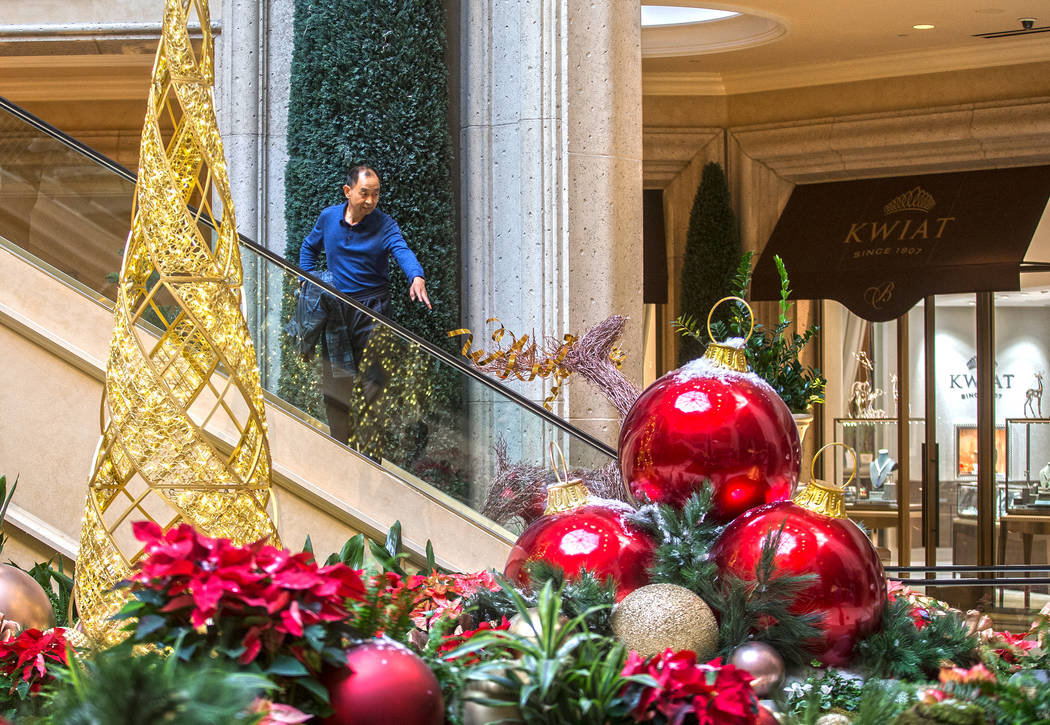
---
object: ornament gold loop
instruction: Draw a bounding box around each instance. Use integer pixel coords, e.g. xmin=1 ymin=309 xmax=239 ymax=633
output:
xmin=792 ymin=442 xmax=856 ymax=518
xmin=548 ymin=442 xmax=570 ymax=485
xmin=706 ymin=296 xmax=754 ymax=345
xmin=545 ymin=441 xmax=589 ymax=513
xmin=810 ymin=442 xmax=857 ymax=489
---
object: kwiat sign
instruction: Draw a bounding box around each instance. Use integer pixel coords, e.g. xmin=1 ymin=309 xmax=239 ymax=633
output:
xmin=751 ymin=166 xmax=1050 ymax=323
xmin=948 ymin=358 xmax=1014 ymax=401
xmin=844 ymin=186 xmax=956 ymax=261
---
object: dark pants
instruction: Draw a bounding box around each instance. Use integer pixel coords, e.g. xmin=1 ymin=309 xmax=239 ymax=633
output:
xmin=320 ymin=289 xmax=391 ymax=445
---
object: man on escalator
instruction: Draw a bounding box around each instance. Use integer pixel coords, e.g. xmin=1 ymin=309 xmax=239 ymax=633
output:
xmin=299 ymin=164 xmax=431 ymax=448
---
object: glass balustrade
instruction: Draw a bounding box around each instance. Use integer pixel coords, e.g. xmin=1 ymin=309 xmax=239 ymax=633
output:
xmin=0 ymin=97 xmax=618 ymax=527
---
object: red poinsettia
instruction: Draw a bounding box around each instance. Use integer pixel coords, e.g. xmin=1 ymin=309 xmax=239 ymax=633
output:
xmin=621 ymin=648 xmax=759 ymax=725
xmin=402 ymin=570 xmax=500 ymax=628
xmin=129 ymin=522 xmax=366 ymax=665
xmin=352 ymin=569 xmax=502 ymax=639
xmin=437 ymin=618 xmax=511 ymax=664
xmin=939 ymin=662 xmax=996 ymax=685
xmin=0 ymin=627 xmax=70 ymax=694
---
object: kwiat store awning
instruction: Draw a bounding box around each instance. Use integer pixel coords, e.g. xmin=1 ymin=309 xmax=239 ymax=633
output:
xmin=751 ymin=166 xmax=1050 ymax=321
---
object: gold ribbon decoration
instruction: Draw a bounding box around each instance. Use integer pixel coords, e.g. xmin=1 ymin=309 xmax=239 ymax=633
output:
xmin=74 ymin=0 xmax=281 ymax=646
xmin=448 ymin=318 xmax=623 ymax=410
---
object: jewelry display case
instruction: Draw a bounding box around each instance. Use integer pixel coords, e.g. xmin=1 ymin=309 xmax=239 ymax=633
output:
xmin=833 ymin=418 xmax=924 ymax=507
xmin=1005 ymin=418 xmax=1050 ymax=513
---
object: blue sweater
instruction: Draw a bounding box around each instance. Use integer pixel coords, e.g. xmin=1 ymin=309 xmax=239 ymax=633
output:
xmin=299 ymin=203 xmax=425 ymax=295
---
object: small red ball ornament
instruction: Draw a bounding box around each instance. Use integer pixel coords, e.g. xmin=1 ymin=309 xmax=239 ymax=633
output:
xmin=504 ymin=478 xmax=655 ymax=600
xmin=619 ymin=324 xmax=800 ymax=522
xmin=322 ymin=638 xmax=445 ymax=725
xmin=755 ymin=704 xmax=780 ymax=725
xmin=710 ymin=462 xmax=886 ymax=667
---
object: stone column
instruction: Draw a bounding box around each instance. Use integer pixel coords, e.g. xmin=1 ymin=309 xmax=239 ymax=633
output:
xmin=214 ymin=0 xmax=295 ymax=390
xmin=460 ymin=0 xmax=642 ymax=455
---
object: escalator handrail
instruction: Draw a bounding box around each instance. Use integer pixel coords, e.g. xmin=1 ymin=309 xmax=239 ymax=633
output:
xmin=0 ymin=95 xmax=619 ymax=460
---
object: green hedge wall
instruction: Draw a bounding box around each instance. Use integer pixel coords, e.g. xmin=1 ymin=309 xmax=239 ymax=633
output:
xmin=280 ymin=0 xmax=459 ymax=409
xmin=283 ymin=0 xmax=458 ymax=342
xmin=677 ymin=162 xmax=742 ymax=366
xmin=277 ymin=0 xmax=469 ymax=504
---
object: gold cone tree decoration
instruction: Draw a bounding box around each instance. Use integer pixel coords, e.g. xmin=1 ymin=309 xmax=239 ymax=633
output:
xmin=74 ymin=0 xmax=280 ymax=646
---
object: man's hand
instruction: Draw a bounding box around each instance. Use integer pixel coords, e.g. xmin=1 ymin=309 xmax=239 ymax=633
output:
xmin=409 ymin=276 xmax=431 ymax=310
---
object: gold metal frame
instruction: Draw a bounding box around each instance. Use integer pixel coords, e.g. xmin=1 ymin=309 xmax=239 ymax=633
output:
xmin=74 ymin=0 xmax=280 ymax=646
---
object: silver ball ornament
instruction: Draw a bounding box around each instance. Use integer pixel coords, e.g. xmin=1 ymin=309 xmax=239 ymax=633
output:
xmin=728 ymin=641 xmax=785 ymax=697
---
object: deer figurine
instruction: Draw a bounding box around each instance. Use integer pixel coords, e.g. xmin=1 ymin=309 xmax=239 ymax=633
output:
xmin=1025 ymin=372 xmax=1044 ymax=418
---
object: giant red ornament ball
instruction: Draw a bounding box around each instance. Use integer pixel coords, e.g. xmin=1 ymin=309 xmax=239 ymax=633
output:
xmin=710 ymin=484 xmax=886 ymax=667
xmin=619 ymin=354 xmax=800 ymax=523
xmin=504 ymin=480 xmax=655 ymax=600
xmin=322 ymin=638 xmax=444 ymax=725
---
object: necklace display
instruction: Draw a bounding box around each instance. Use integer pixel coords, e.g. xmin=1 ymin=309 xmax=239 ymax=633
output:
xmin=868 ymin=449 xmax=895 ymax=492
xmin=1036 ymin=463 xmax=1050 ymax=505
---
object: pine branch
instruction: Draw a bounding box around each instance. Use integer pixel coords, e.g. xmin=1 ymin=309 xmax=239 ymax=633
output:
xmin=462 ymin=579 xmax=536 ymax=625
xmin=670 ymin=314 xmax=706 ymax=344
xmin=854 ymin=597 xmax=979 ymax=681
xmin=630 ymin=488 xmax=724 ymax=595
xmin=631 ymin=491 xmax=821 ymax=666
xmin=524 ymin=562 xmax=617 ymax=635
xmin=705 ymin=521 xmax=822 ymax=666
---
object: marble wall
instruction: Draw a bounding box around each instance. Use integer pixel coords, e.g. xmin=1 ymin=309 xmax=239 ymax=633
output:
xmin=458 ymin=0 xmax=643 ymax=448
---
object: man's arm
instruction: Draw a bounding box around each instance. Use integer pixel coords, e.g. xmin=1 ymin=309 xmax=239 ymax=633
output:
xmin=298 ymin=213 xmax=325 ymax=287
xmin=382 ymin=217 xmax=430 ymax=308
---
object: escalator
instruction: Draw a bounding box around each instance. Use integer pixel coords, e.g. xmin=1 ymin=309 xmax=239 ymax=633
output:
xmin=0 ymin=96 xmax=618 ymax=572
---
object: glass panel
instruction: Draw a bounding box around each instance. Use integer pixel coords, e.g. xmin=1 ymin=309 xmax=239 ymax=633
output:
xmin=933 ymin=292 xmax=979 ymax=609
xmin=0 ymin=100 xmax=617 ymax=529
xmin=996 ymin=285 xmax=1050 ymax=616
xmin=244 ymin=244 xmax=616 ymax=515
xmin=0 ymin=106 xmax=129 ymax=301
xmin=827 ymin=301 xmax=924 ymax=566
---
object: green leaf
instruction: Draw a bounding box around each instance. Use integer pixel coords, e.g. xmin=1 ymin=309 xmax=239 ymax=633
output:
xmin=425 ymin=539 xmax=436 ymax=573
xmin=265 ymin=655 xmax=310 ymax=677
xmin=304 ymin=624 xmax=327 ymax=652
xmin=338 ymin=534 xmax=366 ymax=569
xmin=384 ymin=520 xmax=403 ymax=558
xmin=134 ymin=614 xmax=167 ymax=639
xmin=297 ymin=675 xmax=331 ymax=704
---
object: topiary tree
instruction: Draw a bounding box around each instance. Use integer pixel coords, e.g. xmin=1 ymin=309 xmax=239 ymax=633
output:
xmin=677 ymin=161 xmax=741 ymax=366
xmin=279 ymin=0 xmax=468 ymax=500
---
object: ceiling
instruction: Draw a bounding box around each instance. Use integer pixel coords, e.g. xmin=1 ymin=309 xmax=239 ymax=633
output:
xmin=642 ymin=0 xmax=1050 ymax=94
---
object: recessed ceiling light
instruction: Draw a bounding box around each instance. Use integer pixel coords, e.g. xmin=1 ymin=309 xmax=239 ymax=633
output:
xmin=913 ymin=23 xmax=936 ymax=30
xmin=641 ymin=6 xmax=739 ymax=28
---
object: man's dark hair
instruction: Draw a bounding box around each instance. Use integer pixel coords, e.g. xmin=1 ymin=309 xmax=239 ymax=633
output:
xmin=346 ymin=165 xmax=378 ymax=187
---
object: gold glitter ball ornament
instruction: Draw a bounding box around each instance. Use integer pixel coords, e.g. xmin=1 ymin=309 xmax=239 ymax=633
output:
xmin=814 ymin=715 xmax=851 ymax=725
xmin=611 ymin=583 xmax=718 ymax=659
